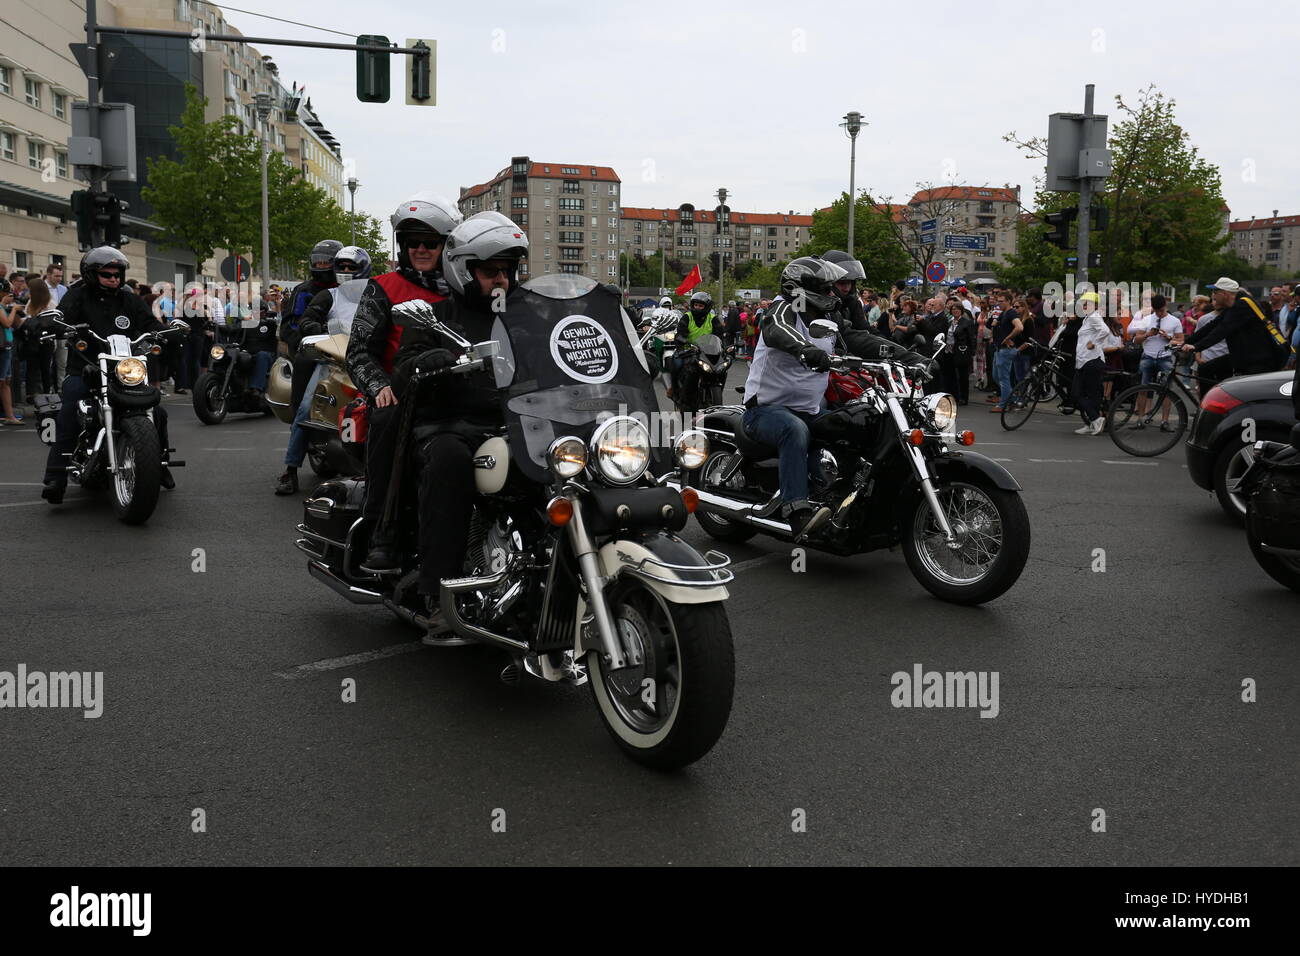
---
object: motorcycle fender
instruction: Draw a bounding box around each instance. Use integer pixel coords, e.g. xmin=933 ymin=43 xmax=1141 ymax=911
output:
xmin=597 ymin=535 xmax=729 ymax=605
xmin=932 ymin=450 xmax=1022 ymax=491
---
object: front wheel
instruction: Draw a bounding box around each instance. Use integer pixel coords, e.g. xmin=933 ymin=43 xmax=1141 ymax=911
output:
xmin=588 ymin=582 xmax=735 ymax=770
xmin=999 ymin=377 xmax=1038 ymax=431
xmin=1247 ymin=532 xmax=1300 ymax=593
xmin=902 ymin=479 xmax=1030 ymax=605
xmin=1105 ymin=384 xmax=1188 ymax=457
xmin=111 ymin=416 xmax=162 ymax=524
xmin=192 ymin=371 xmax=228 ymax=425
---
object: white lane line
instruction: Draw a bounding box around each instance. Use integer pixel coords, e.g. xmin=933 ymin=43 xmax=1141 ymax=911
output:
xmin=0 ymin=500 xmax=48 ymax=509
xmin=1102 ymin=459 xmax=1159 ymax=466
xmin=0 ymin=482 xmax=45 ymax=486
xmin=991 ymin=457 xmax=1015 ymax=462
xmin=1027 ymin=458 xmax=1085 ymax=463
xmin=200 ymin=447 xmax=256 ymax=451
xmin=275 ymin=641 xmax=425 ymax=679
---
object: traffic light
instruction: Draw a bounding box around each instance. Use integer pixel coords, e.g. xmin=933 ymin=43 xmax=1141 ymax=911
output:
xmin=94 ymin=191 xmax=123 ymax=247
xmin=406 ymin=39 xmax=435 ymax=106
xmin=1090 ymin=205 xmax=1109 ymax=232
xmin=1043 ymin=207 xmax=1077 ymax=249
xmin=70 ymin=189 xmax=95 ymax=250
xmin=1064 ymin=253 xmax=1102 ymax=269
xmin=356 ymin=35 xmax=391 ymax=103
xmin=69 ymin=189 xmax=123 ymax=249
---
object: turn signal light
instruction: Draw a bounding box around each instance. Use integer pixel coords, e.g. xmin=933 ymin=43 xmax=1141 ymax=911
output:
xmin=908 ymin=429 xmax=925 ymax=446
xmin=75 ymin=341 xmax=87 ymax=352
xmin=150 ymin=345 xmax=161 ymax=355
xmin=681 ymin=487 xmax=699 ymax=514
xmin=546 ymin=496 xmax=573 ymax=526
xmin=957 ymin=430 xmax=975 ymax=446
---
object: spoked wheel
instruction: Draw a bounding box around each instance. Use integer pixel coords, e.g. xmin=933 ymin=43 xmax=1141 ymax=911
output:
xmin=692 ymin=450 xmax=757 ymax=542
xmin=1106 ymin=384 xmax=1187 ymax=456
xmin=111 ymin=416 xmax=162 ymax=524
xmin=588 ymin=581 xmax=734 ymax=770
xmin=307 ymin=442 xmax=338 ymax=479
xmin=999 ymin=378 xmax=1038 ymax=431
xmin=902 ymin=479 xmax=1030 ymax=605
xmin=192 ymin=371 xmax=228 ymax=425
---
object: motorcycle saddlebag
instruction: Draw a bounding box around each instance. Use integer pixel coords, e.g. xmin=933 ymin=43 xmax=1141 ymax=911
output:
xmin=302 ymin=478 xmax=367 ymax=545
xmin=33 ymin=393 xmax=61 ymax=444
xmin=339 ymin=396 xmax=369 ymax=445
xmin=1246 ymin=457 xmax=1300 ymax=552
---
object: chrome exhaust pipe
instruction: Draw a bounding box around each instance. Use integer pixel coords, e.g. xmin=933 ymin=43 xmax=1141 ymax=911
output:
xmin=307 ymin=559 xmax=383 ymax=604
xmin=438 ymin=570 xmax=530 ymax=653
xmin=690 ymin=487 xmax=794 ymax=536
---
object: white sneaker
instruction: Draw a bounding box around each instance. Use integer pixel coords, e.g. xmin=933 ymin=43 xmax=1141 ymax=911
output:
xmin=1073 ymin=423 xmax=1093 ymax=435
xmin=1087 ymin=417 xmax=1106 ymax=435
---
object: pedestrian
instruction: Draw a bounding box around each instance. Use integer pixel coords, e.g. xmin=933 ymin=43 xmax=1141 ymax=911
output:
xmin=1071 ymin=291 xmax=1108 ymax=435
xmin=1127 ymin=293 xmax=1184 ymax=427
xmin=0 ymin=278 xmax=25 ymax=425
xmin=989 ymin=292 xmax=1022 ymax=412
xmin=1183 ymin=277 xmax=1288 ymax=377
xmin=942 ymin=298 xmax=975 ymax=404
xmin=973 ymin=305 xmax=990 ymax=390
xmin=1191 ymin=304 xmax=1231 ymax=397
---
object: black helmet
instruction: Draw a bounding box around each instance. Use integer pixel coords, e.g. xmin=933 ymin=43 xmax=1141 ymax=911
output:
xmin=689 ymin=290 xmax=713 ymax=312
xmin=80 ymin=246 xmax=129 ymax=286
xmin=780 ymin=256 xmax=848 ymax=314
xmin=822 ymin=250 xmax=865 ymax=282
xmin=309 ymin=240 xmax=344 ymax=283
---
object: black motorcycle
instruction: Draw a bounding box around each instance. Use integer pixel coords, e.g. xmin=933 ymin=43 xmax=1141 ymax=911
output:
xmin=672 ymin=333 xmax=734 ymax=413
xmin=1240 ymin=422 xmax=1300 ymax=592
xmin=294 ymin=277 xmax=736 ymax=769
xmin=37 ymin=314 xmax=188 ymax=524
xmin=191 ymin=328 xmax=275 ymax=424
xmin=666 ymin=321 xmax=1031 ymax=605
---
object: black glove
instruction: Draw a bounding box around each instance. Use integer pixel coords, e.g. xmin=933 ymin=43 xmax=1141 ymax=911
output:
xmin=800 ymin=345 xmax=831 ymax=373
xmin=415 ymin=348 xmax=457 ymax=371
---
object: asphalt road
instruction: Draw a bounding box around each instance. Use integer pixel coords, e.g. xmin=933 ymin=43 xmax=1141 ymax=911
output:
xmin=1 ymin=368 xmax=1296 ymax=866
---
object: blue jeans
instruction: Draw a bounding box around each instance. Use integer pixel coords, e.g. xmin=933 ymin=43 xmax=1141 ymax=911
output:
xmin=249 ymin=350 xmax=275 ymax=391
xmin=1013 ymin=350 xmax=1030 ymax=385
xmin=741 ymin=403 xmax=824 ymax=505
xmin=1139 ymin=355 xmax=1172 ymax=385
xmin=994 ymin=347 xmax=1017 ymax=405
xmin=284 ymin=364 xmax=321 ymax=468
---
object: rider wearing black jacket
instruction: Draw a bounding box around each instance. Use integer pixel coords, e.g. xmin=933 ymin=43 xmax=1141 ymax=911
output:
xmin=280 ymin=240 xmax=341 ymax=415
xmin=40 ymin=247 xmax=173 ymax=502
xmin=1183 ymin=280 xmax=1289 ymax=375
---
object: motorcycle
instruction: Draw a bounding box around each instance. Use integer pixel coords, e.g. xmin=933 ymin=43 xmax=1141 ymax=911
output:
xmin=36 ymin=314 xmax=189 ymax=524
xmin=294 ymin=276 xmax=736 ymax=769
xmin=1239 ymin=422 xmax=1300 ymax=592
xmin=266 ymin=332 xmax=364 ymax=479
xmin=671 ymin=332 xmax=734 ymax=414
xmin=666 ymin=322 xmax=1031 ymax=605
xmin=191 ymin=326 xmax=275 ymax=424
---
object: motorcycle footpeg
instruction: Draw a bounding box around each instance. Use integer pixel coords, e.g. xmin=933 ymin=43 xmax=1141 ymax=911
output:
xmin=164 ymin=459 xmax=186 ymax=468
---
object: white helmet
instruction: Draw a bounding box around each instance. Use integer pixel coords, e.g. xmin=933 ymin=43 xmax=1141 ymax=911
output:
xmin=390 ymin=192 xmax=462 ymax=239
xmin=659 ymin=296 xmax=672 ymax=308
xmin=442 ymin=212 xmax=530 ymax=295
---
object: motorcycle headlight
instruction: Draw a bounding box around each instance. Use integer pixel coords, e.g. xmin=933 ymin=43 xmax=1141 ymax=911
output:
xmin=115 ymin=357 xmax=147 ymax=386
xmin=590 ymin=416 xmax=651 ymax=486
xmin=209 ymin=345 xmax=226 ymax=362
xmin=673 ymin=429 xmax=709 ymax=470
xmin=547 ymin=436 xmax=588 ymax=479
xmin=922 ymin=393 xmax=957 ymax=431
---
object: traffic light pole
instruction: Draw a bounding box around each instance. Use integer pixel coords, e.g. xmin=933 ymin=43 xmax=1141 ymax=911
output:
xmin=1076 ymin=85 xmax=1095 ymax=290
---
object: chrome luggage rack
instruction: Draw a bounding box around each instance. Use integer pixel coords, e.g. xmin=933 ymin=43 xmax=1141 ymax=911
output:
xmin=615 ymin=548 xmax=734 ymax=588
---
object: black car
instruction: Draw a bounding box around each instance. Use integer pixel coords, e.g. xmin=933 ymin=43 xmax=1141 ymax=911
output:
xmin=1185 ymin=370 xmax=1296 ymax=522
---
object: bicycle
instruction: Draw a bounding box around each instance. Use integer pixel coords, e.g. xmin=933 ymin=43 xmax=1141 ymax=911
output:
xmin=999 ymin=341 xmax=1074 ymax=431
xmin=1105 ymin=350 xmax=1204 ymax=457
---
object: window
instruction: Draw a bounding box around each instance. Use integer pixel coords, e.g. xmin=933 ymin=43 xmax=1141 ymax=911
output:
xmin=559 ymin=263 xmax=581 ymax=274
xmin=55 ymin=150 xmax=67 ymax=178
xmin=53 ymin=92 xmax=67 ymax=120
xmin=768 ymin=253 xmax=776 ymax=262
xmin=608 ymin=266 xmax=617 ymax=278
xmin=544 ymin=182 xmax=551 ymax=191
xmin=543 ymin=232 xmax=551 ymax=241
xmin=510 ymin=196 xmax=527 ymax=208
xmin=979 ymin=201 xmax=994 ymax=213
xmin=518 ymin=261 xmax=529 ymax=276
xmin=544 ymin=248 xmax=551 ymax=259
xmin=680 ymin=237 xmax=697 ymax=247
xmin=560 ymin=247 xmax=583 ymax=261
xmin=558 ymin=198 xmax=583 ymax=210
xmin=767 ymin=240 xmax=777 ymax=249
xmin=0 ymin=131 xmax=13 ymax=161
xmin=562 ymin=180 xmax=581 ymax=194
xmin=28 ymin=140 xmax=45 ymax=169
xmin=590 ymin=168 xmax=597 ymax=176
xmin=607 ymin=234 xmax=615 ymax=245
xmin=607 ymin=201 xmax=617 ymax=212
xmin=14 ymin=250 xmax=31 ymax=270
xmin=590 ymin=183 xmax=597 ymax=194
xmin=560 ymin=214 xmax=582 ymax=227
xmin=606 ymin=250 xmax=616 ymax=261
xmin=543 ymin=166 xmax=551 ymax=173
xmin=511 ymin=161 xmax=527 ymax=174
xmin=0 ymin=67 xmax=11 ymax=96
xmin=559 ymin=231 xmax=582 ymax=243
xmin=561 ymin=166 xmax=579 ymax=174
xmin=591 ymin=216 xmax=598 ymax=227
xmin=24 ymin=78 xmax=40 ymax=109
xmin=607 ymin=217 xmax=617 ymax=228
xmin=543 ymin=198 xmax=551 ymax=209
xmin=544 ymin=263 xmax=552 ymax=273
xmin=608 ymin=184 xmax=617 ymax=196
xmin=1266 ymin=252 xmax=1281 ymax=261
xmin=518 ymin=214 xmax=527 ymax=225
xmin=590 ymin=249 xmax=598 ymax=260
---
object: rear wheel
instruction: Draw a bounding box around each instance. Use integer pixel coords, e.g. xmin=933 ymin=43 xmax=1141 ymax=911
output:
xmin=192 ymin=371 xmax=228 ymax=425
xmin=901 ymin=478 xmax=1030 ymax=605
xmin=1213 ymin=435 xmax=1287 ymax=523
xmin=692 ymin=450 xmax=757 ymax=543
xmin=588 ymin=581 xmax=734 ymax=770
xmin=307 ymin=442 xmax=338 ymax=479
xmin=1106 ymin=384 xmax=1188 ymax=456
xmin=999 ymin=377 xmax=1038 ymax=431
xmin=110 ymin=416 xmax=162 ymax=525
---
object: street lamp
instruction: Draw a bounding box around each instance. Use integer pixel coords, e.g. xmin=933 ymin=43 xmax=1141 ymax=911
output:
xmin=255 ymin=92 xmax=273 ymax=304
xmin=715 ymin=186 xmax=728 ymax=310
xmin=839 ymin=111 xmax=865 ymax=256
xmin=346 ymin=176 xmax=359 ymax=246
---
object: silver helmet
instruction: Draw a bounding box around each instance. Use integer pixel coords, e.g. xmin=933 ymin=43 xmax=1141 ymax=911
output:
xmin=442 ymin=212 xmax=530 ymax=295
xmin=390 ymin=192 xmax=462 ymax=238
xmin=333 ymin=245 xmax=372 ymax=283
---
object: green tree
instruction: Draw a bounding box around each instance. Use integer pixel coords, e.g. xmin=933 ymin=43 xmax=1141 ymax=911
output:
xmin=993 ymin=192 xmax=1069 ymax=290
xmin=800 ymin=193 xmax=912 ymax=289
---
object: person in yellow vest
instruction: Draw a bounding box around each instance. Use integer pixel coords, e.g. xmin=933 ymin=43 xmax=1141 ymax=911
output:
xmin=668 ymin=290 xmax=719 ymax=398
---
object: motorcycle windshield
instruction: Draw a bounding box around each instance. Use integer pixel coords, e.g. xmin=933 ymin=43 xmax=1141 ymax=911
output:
xmin=694 ymin=333 xmax=723 ymax=359
xmin=489 ymin=275 xmax=663 ymax=483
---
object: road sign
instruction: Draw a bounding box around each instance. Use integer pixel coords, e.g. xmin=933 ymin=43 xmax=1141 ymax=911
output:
xmin=220 ymin=255 xmax=251 ymax=282
xmin=919 ymin=217 xmax=938 ymax=243
xmin=943 ymin=234 xmax=988 ymax=251
xmin=905 ymin=277 xmax=922 ymax=287
xmin=925 ymin=261 xmax=947 ymax=283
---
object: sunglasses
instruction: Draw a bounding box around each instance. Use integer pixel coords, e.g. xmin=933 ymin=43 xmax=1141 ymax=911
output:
xmin=473 ymin=264 xmax=511 ymax=279
xmin=99 ymin=271 xmax=123 ymax=280
xmin=404 ymin=237 xmax=444 ymax=250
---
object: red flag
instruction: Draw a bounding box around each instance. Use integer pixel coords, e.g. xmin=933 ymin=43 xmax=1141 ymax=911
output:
xmin=674 ymin=265 xmax=702 ymax=296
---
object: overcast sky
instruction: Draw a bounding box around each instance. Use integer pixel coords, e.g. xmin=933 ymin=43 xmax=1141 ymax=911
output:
xmin=248 ymin=0 xmax=1299 ymax=230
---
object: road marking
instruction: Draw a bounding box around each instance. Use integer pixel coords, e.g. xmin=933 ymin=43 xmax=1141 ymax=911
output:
xmin=275 ymin=641 xmax=425 ymax=679
xmin=200 ymin=447 xmax=256 ymax=451
xmin=991 ymin=457 xmax=1015 ymax=462
xmin=1026 ymin=458 xmax=1085 ymax=463
xmin=0 ymin=500 xmax=48 ymax=509
xmin=0 ymin=482 xmax=45 ymax=486
xmin=1101 ymin=459 xmax=1159 ymax=466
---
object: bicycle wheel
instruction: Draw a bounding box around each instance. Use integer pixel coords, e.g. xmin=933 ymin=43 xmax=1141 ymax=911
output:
xmin=1000 ymin=377 xmax=1038 ymax=431
xmin=1105 ymin=384 xmax=1188 ymax=456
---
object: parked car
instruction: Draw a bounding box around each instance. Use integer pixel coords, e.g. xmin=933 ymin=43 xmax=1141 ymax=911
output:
xmin=1185 ymin=370 xmax=1297 ymax=522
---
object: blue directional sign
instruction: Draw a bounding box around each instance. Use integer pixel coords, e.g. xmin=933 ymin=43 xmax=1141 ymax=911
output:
xmin=919 ymin=218 xmax=938 ymax=243
xmin=943 ymin=234 xmax=988 ymax=251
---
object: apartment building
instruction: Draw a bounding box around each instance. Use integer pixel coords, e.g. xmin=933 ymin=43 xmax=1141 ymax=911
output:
xmin=619 ymin=205 xmax=813 ymax=269
xmin=1228 ymin=211 xmax=1300 ymax=276
xmin=459 ymin=157 xmax=623 ymax=280
xmin=903 ymin=186 xmax=1021 ymax=281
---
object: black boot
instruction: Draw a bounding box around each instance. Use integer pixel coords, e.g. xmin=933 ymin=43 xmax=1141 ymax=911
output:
xmin=159 ymin=461 xmax=176 ymax=490
xmin=41 ymin=480 xmax=65 ymax=505
xmin=274 ymin=468 xmax=299 ymax=496
xmin=361 ymin=527 xmax=400 ymax=572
